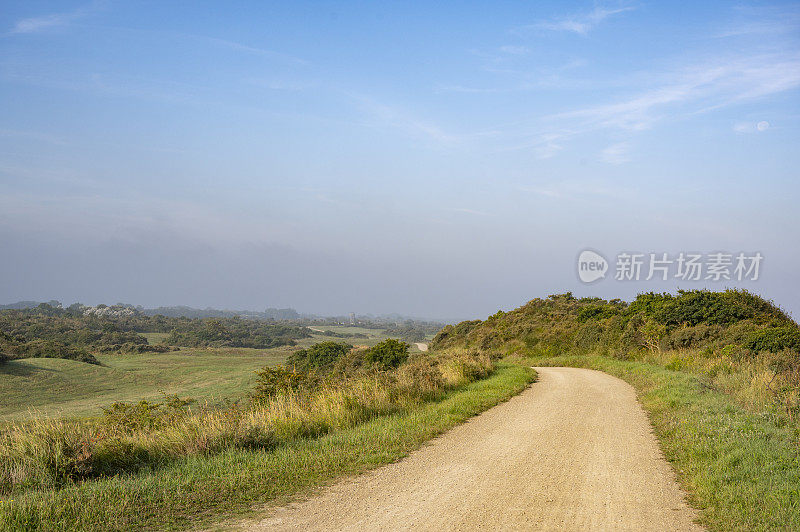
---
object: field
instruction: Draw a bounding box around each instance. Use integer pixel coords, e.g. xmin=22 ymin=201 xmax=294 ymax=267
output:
xmin=0 ymin=349 xmax=527 ymax=530
xmin=0 ymin=349 xmax=287 ymax=422
xmin=298 ymin=325 xmax=430 ymax=350
xmin=0 ymin=326 xmax=419 ymax=423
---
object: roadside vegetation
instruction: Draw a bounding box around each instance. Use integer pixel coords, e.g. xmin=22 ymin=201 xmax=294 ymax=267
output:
xmin=435 ymin=289 xmax=800 ymax=530
xmin=0 ymin=337 xmax=530 ymax=530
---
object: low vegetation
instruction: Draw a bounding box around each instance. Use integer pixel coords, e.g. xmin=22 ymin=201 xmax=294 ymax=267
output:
xmin=0 ymin=336 xmax=521 ymax=530
xmin=437 ymin=289 xmax=800 ymax=530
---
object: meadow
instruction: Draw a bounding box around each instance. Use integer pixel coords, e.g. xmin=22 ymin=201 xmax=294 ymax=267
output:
xmin=0 ymin=349 xmax=284 ymax=422
xmin=0 ymin=344 xmax=528 ymax=531
xmin=0 ymin=325 xmax=414 ymax=422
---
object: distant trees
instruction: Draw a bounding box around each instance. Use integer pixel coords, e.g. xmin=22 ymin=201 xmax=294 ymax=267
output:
xmin=0 ymin=306 xmax=312 ymax=362
xmin=163 ymin=318 xmax=308 ymax=348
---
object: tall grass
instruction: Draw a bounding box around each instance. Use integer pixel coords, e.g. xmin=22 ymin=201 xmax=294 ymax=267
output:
xmin=596 ymin=346 xmax=800 ymax=428
xmin=0 ymin=360 xmax=532 ymax=531
xmin=0 ymin=348 xmax=493 ymax=496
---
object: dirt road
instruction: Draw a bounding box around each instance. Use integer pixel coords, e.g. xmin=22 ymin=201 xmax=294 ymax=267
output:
xmin=243 ymin=367 xmax=701 ymax=531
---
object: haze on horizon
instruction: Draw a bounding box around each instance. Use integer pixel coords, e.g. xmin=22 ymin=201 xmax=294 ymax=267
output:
xmin=1 ymin=1 xmax=799 ymax=322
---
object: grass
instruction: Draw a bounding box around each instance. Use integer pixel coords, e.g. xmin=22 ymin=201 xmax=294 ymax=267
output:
xmin=296 ymin=326 xmax=394 ymax=348
xmin=524 ymin=354 xmax=800 ymax=531
xmin=299 ymin=326 xmax=432 ymax=353
xmin=140 ymin=332 xmax=171 ymax=345
xmin=0 ymin=349 xmax=287 ymax=421
xmin=0 ymin=361 xmax=534 ymax=531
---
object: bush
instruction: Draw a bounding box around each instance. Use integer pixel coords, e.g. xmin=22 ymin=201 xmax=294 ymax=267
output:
xmin=101 ymin=395 xmax=194 ymax=433
xmin=251 ymin=366 xmax=311 ymax=400
xmin=15 ymin=340 xmax=99 ymax=365
xmin=364 ymin=339 xmax=410 ymax=369
xmin=745 ymin=327 xmax=800 ymax=354
xmin=286 ymin=341 xmax=352 ymax=372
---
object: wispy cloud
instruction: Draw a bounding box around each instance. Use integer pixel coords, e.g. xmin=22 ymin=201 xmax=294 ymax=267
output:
xmin=351 ymin=94 xmax=456 ymax=144
xmin=538 ymin=52 xmax=800 ymax=143
xmin=206 ymin=37 xmax=308 ymax=65
xmin=600 ymin=142 xmax=631 ymax=164
xmin=478 ymin=44 xmax=800 ymax=160
xmin=733 ymin=120 xmax=770 ymax=134
xmin=535 ymin=136 xmax=564 ymax=159
xmin=531 ymin=5 xmax=636 ymax=36
xmin=8 ymin=2 xmax=98 ymax=35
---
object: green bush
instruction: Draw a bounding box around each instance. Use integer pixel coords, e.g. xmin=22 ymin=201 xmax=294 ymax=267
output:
xmin=286 ymin=341 xmax=352 ymax=372
xmin=365 ymin=339 xmax=410 ymax=369
xmin=745 ymin=327 xmax=800 ymax=354
xmin=101 ymin=395 xmax=194 ymax=433
xmin=251 ymin=366 xmax=311 ymax=400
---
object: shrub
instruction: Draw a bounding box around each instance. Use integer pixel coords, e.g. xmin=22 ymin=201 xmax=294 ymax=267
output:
xmin=364 ymin=339 xmax=410 ymax=369
xmin=665 ymin=324 xmax=722 ymax=349
xmin=745 ymin=327 xmax=800 ymax=354
xmin=251 ymin=366 xmax=311 ymax=401
xmin=101 ymin=395 xmax=194 ymax=433
xmin=286 ymin=341 xmax=352 ymax=372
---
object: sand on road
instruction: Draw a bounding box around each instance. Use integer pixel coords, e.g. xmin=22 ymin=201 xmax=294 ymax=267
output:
xmin=241 ymin=367 xmax=701 ymax=531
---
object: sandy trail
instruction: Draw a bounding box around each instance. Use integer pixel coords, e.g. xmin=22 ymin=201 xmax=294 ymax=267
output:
xmin=241 ymin=367 xmax=701 ymax=531
xmin=414 ymin=342 xmax=429 ymax=352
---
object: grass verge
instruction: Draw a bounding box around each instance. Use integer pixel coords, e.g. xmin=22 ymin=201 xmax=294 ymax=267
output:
xmin=525 ymin=355 xmax=800 ymax=531
xmin=0 ymin=362 xmax=534 ymax=531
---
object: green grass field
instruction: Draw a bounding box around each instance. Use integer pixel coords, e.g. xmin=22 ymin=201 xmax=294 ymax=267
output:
xmin=0 ymin=348 xmax=288 ymax=421
xmin=0 ymin=326 xmax=424 ymax=423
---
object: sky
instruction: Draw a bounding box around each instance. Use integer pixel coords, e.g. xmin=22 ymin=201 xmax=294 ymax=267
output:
xmin=0 ymin=1 xmax=799 ymax=321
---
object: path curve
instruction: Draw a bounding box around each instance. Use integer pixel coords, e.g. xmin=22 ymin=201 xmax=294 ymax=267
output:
xmin=242 ymin=367 xmax=701 ymax=531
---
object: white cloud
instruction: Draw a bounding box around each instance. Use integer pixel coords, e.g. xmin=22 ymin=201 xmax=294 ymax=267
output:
xmin=600 ymin=142 xmax=631 ymax=164
xmin=535 ymin=139 xmax=564 ymax=160
xmin=8 ymin=2 xmax=97 ymax=35
xmin=532 ymin=5 xmax=636 ymax=36
xmin=544 ymin=52 xmax=800 ymax=138
xmin=733 ymin=120 xmax=771 ymax=134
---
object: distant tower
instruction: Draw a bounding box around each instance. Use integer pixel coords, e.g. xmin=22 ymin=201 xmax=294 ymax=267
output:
xmin=349 ymin=312 xmax=356 ymax=325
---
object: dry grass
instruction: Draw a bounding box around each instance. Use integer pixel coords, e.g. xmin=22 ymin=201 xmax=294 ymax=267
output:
xmin=0 ymin=348 xmax=494 ymax=496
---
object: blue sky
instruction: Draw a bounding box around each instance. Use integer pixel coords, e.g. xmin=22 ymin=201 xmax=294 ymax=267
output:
xmin=1 ymin=1 xmax=799 ymax=320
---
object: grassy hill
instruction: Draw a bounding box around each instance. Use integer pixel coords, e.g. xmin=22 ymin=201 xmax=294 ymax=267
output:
xmin=433 ymin=289 xmax=800 ymax=417
xmin=434 ymin=289 xmax=800 ymax=530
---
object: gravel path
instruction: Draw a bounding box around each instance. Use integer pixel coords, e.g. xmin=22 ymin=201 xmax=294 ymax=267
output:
xmin=241 ymin=367 xmax=702 ymax=531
